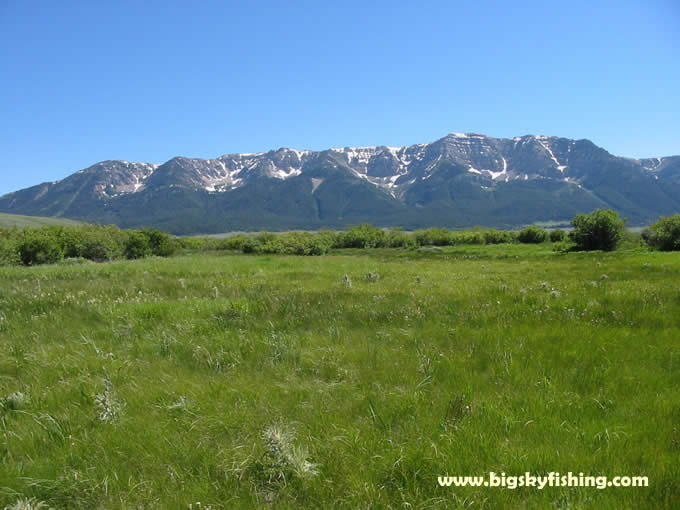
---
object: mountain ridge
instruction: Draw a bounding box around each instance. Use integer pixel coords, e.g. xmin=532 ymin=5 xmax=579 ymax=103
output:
xmin=2 ymin=133 xmax=678 ymax=234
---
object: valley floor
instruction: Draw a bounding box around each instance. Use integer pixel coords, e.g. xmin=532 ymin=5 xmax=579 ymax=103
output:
xmin=0 ymin=246 xmax=678 ymax=508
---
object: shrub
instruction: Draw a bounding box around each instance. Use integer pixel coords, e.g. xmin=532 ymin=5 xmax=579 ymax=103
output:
xmin=549 ymin=229 xmax=566 ymax=242
xmin=17 ymin=229 xmax=64 ymax=265
xmin=518 ymin=226 xmax=548 ymax=244
xmin=338 ymin=225 xmax=387 ymax=248
xmin=484 ymin=229 xmax=513 ymax=244
xmin=451 ymin=231 xmax=486 ymax=245
xmin=281 ymin=232 xmax=333 ymax=255
xmin=176 ymin=236 xmax=210 ymax=251
xmin=240 ymin=237 xmax=258 ymax=254
xmin=644 ymin=214 xmax=680 ymax=251
xmin=0 ymin=238 xmax=20 ymax=266
xmin=80 ymin=229 xmax=124 ymax=261
xmin=414 ymin=228 xmax=453 ymax=246
xmin=124 ymin=231 xmax=152 ymax=259
xmin=254 ymin=232 xmax=277 ymax=246
xmin=386 ymin=229 xmax=416 ymax=248
xmin=140 ymin=228 xmax=176 ymax=257
xmin=569 ymin=209 xmax=625 ymax=251
xmin=57 ymin=226 xmax=87 ymax=258
xmin=316 ymin=230 xmax=339 ymax=249
xmin=215 ymin=234 xmax=250 ymax=251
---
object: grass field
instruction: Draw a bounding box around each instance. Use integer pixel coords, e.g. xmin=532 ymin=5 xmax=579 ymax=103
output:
xmin=0 ymin=213 xmax=81 ymax=229
xmin=0 ymin=245 xmax=678 ymax=508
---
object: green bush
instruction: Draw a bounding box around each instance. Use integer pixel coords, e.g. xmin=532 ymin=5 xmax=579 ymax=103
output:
xmin=0 ymin=225 xmax=178 ymax=265
xmin=140 ymin=228 xmax=177 ymax=257
xmin=643 ymin=214 xmax=680 ymax=251
xmin=0 ymin=238 xmax=20 ymax=266
xmin=57 ymin=227 xmax=87 ymax=258
xmin=240 ymin=237 xmax=258 ymax=254
xmin=484 ymin=229 xmax=513 ymax=244
xmin=414 ymin=228 xmax=453 ymax=246
xmin=316 ymin=230 xmax=339 ymax=249
xmin=569 ymin=209 xmax=625 ymax=251
xmin=338 ymin=225 xmax=387 ymax=248
xmin=81 ymin=229 xmax=124 ymax=261
xmin=175 ymin=236 xmax=211 ymax=251
xmin=254 ymin=232 xmax=277 ymax=246
xmin=386 ymin=229 xmax=416 ymax=248
xmin=124 ymin=231 xmax=153 ymax=259
xmin=214 ymin=234 xmax=250 ymax=251
xmin=518 ymin=226 xmax=548 ymax=244
xmin=451 ymin=231 xmax=486 ymax=245
xmin=279 ymin=232 xmax=333 ymax=255
xmin=549 ymin=229 xmax=566 ymax=242
xmin=17 ymin=229 xmax=64 ymax=266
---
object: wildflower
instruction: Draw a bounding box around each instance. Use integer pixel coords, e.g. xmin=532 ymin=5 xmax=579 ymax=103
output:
xmin=3 ymin=498 xmax=52 ymax=510
xmin=343 ymin=274 xmax=352 ymax=288
xmin=1 ymin=391 xmax=28 ymax=410
xmin=261 ymin=424 xmax=318 ymax=483
xmin=95 ymin=378 xmax=123 ymax=423
xmin=167 ymin=396 xmax=189 ymax=411
xmin=365 ymin=272 xmax=380 ymax=283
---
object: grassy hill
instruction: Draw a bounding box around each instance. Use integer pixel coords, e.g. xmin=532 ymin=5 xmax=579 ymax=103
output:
xmin=0 ymin=212 xmax=82 ymax=228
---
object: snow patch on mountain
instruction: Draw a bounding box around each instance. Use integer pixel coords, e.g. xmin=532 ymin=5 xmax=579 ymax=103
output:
xmin=535 ymin=137 xmax=567 ymax=172
xmin=489 ymin=156 xmax=509 ymax=180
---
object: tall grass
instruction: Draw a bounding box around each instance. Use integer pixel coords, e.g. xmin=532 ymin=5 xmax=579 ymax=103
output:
xmin=0 ymin=245 xmax=677 ymax=508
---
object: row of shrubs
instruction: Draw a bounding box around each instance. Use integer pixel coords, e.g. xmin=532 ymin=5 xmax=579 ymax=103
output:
xmin=2 ymin=211 xmax=678 ymax=266
xmin=0 ymin=225 xmax=177 ymax=266
xmin=192 ymin=210 xmax=679 ymax=255
xmin=184 ymin=226 xmax=558 ymax=256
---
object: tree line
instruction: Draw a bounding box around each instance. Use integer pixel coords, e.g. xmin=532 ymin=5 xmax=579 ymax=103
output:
xmin=1 ymin=210 xmax=679 ymax=266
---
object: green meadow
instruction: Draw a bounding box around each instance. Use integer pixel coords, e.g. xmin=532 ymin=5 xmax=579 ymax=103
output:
xmin=0 ymin=245 xmax=678 ymax=508
xmin=0 ymin=214 xmax=81 ymax=229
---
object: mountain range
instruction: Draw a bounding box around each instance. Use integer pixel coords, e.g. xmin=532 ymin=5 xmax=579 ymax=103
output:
xmin=1 ymin=133 xmax=678 ymax=234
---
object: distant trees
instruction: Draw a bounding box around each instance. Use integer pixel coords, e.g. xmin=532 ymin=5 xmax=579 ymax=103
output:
xmin=549 ymin=229 xmax=566 ymax=242
xmin=518 ymin=226 xmax=548 ymax=244
xmin=0 ymin=225 xmax=177 ymax=266
xmin=124 ymin=231 xmax=153 ymax=259
xmin=643 ymin=214 xmax=680 ymax=251
xmin=0 ymin=235 xmax=20 ymax=266
xmin=17 ymin=229 xmax=64 ymax=266
xmin=4 ymin=209 xmax=676 ymax=266
xmin=569 ymin=209 xmax=625 ymax=251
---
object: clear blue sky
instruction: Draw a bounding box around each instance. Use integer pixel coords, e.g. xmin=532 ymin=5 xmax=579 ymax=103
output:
xmin=1 ymin=0 xmax=678 ymax=195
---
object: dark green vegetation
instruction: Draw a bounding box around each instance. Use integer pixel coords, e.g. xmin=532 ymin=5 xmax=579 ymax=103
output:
xmin=3 ymin=209 xmax=674 ymax=272
xmin=569 ymin=209 xmax=627 ymax=252
xmin=1 ymin=134 xmax=678 ymax=234
xmin=0 ymin=225 xmax=176 ymax=267
xmin=518 ymin=226 xmax=548 ymax=244
xmin=549 ymin=229 xmax=567 ymax=242
xmin=0 ymin=243 xmax=678 ymax=509
xmin=643 ymin=214 xmax=680 ymax=251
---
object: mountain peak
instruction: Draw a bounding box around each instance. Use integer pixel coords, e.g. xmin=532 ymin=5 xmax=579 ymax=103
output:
xmin=1 ymin=132 xmax=677 ymax=233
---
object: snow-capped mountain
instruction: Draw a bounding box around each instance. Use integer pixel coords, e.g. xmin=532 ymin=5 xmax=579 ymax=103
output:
xmin=1 ymin=133 xmax=678 ymax=233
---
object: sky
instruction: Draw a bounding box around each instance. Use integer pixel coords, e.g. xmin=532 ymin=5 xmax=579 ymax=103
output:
xmin=1 ymin=0 xmax=678 ymax=195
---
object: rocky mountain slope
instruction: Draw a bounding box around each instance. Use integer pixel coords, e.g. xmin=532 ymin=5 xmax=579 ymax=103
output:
xmin=1 ymin=133 xmax=678 ymax=233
